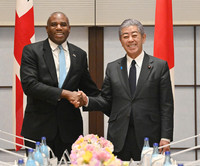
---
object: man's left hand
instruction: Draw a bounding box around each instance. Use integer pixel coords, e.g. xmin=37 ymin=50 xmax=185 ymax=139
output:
xmin=159 ymin=140 xmax=170 ymax=154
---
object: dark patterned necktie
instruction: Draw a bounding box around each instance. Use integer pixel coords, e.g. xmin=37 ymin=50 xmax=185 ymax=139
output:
xmin=129 ymin=60 xmax=136 ymax=97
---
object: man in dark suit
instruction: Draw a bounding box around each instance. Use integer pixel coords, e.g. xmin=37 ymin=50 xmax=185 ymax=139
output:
xmin=79 ymin=19 xmax=174 ymax=161
xmin=20 ymin=12 xmax=99 ymax=160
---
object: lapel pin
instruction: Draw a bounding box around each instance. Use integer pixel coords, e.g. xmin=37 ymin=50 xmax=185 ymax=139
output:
xmin=120 ymin=66 xmax=123 ymax=70
xmin=73 ymin=54 xmax=76 ymax=57
xmin=148 ymin=65 xmax=151 ymax=69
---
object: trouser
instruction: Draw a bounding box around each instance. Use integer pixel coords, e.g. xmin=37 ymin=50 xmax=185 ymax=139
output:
xmin=113 ymin=124 xmax=141 ymax=161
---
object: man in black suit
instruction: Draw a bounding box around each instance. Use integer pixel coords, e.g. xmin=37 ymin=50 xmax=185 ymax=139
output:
xmin=20 ymin=12 xmax=99 ymax=160
xmin=79 ymin=19 xmax=174 ymax=161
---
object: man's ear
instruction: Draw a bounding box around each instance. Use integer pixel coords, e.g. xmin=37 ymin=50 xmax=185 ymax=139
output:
xmin=142 ymin=33 xmax=147 ymax=44
xmin=68 ymin=25 xmax=71 ymax=33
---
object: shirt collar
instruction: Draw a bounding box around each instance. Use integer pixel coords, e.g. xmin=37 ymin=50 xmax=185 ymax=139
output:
xmin=48 ymin=38 xmax=68 ymax=52
xmin=126 ymin=51 xmax=144 ymax=68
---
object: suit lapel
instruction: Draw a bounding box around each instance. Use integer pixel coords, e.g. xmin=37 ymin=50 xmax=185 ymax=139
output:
xmin=135 ymin=53 xmax=153 ymax=97
xmin=117 ymin=56 xmax=132 ymax=98
xmin=43 ymin=39 xmax=58 ymax=85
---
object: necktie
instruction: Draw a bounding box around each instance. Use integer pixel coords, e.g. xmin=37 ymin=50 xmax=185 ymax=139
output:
xmin=129 ymin=60 xmax=136 ymax=97
xmin=129 ymin=60 xmax=136 ymax=126
xmin=58 ymin=45 xmax=67 ymax=88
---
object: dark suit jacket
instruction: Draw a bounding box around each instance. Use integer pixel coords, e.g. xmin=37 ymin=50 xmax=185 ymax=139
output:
xmin=85 ymin=52 xmax=174 ymax=153
xmin=20 ymin=39 xmax=99 ymax=144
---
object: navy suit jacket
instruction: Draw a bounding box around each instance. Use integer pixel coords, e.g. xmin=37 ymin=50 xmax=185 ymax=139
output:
xmin=85 ymin=52 xmax=174 ymax=152
xmin=20 ymin=39 xmax=99 ymax=143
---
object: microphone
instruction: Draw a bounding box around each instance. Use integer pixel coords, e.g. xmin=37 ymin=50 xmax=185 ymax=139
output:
xmin=171 ymin=144 xmax=200 ymax=157
xmin=0 ymin=129 xmax=57 ymax=165
xmin=142 ymin=134 xmax=200 ymax=166
xmin=0 ymin=147 xmax=26 ymax=166
xmin=158 ymin=133 xmax=200 ymax=150
xmin=0 ymin=137 xmax=32 ymax=150
xmin=150 ymin=134 xmax=200 ymax=166
xmin=0 ymin=129 xmax=35 ymax=144
xmin=143 ymin=133 xmax=200 ymax=153
xmin=0 ymin=147 xmax=25 ymax=158
xmin=0 ymin=129 xmax=54 ymax=152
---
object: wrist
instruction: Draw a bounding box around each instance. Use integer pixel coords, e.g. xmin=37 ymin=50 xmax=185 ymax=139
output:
xmin=84 ymin=96 xmax=89 ymax=107
xmin=61 ymin=89 xmax=70 ymax=100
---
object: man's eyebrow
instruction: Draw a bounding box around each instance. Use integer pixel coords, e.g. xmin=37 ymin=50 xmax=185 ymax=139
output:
xmin=122 ymin=32 xmax=128 ymax=35
xmin=122 ymin=31 xmax=138 ymax=35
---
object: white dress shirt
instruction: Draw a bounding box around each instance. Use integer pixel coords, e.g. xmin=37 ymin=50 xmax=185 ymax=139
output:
xmin=126 ymin=51 xmax=144 ymax=84
xmin=48 ymin=38 xmax=71 ymax=84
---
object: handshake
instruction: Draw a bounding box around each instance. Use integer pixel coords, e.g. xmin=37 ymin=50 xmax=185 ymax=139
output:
xmin=61 ymin=90 xmax=88 ymax=108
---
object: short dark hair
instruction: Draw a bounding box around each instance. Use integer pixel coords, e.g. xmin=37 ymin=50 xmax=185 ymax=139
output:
xmin=47 ymin=12 xmax=70 ymax=27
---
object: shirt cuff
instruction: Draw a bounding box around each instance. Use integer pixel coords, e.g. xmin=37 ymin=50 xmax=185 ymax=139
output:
xmin=84 ymin=96 xmax=89 ymax=107
xmin=161 ymin=138 xmax=170 ymax=143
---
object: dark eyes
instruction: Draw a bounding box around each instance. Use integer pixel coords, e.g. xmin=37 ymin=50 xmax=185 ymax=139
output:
xmin=123 ymin=35 xmax=137 ymax=39
xmin=50 ymin=22 xmax=67 ymax=27
xmin=60 ymin=23 xmax=67 ymax=26
xmin=123 ymin=36 xmax=129 ymax=39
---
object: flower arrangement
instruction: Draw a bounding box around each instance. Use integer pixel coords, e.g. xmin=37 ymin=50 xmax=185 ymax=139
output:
xmin=70 ymin=134 xmax=128 ymax=166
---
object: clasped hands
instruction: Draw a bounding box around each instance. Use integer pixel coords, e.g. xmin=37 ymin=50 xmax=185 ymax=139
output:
xmin=61 ymin=90 xmax=87 ymax=108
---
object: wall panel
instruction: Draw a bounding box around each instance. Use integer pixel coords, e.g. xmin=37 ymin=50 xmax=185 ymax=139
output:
xmin=1 ymin=0 xmax=200 ymax=26
xmin=96 ymin=0 xmax=200 ymax=26
xmin=0 ymin=89 xmax=13 ymax=149
xmin=198 ymin=88 xmax=200 ymax=159
xmin=172 ymin=87 xmax=195 ymax=148
xmin=197 ymin=26 xmax=200 ymax=85
xmin=0 ymin=27 xmax=14 ymax=86
xmin=174 ymin=26 xmax=194 ymax=85
xmin=0 ymin=0 xmax=95 ymax=26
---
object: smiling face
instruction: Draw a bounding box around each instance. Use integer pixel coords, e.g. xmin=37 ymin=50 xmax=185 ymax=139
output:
xmin=120 ymin=25 xmax=146 ymax=59
xmin=46 ymin=12 xmax=71 ymax=45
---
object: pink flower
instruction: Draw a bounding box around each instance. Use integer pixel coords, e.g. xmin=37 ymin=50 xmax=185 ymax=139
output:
xmin=95 ymin=150 xmax=111 ymax=162
xmin=70 ymin=134 xmax=123 ymax=166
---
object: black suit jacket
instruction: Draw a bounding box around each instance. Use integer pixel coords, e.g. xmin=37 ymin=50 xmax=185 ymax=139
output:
xmin=20 ymin=39 xmax=99 ymax=143
xmin=86 ymin=52 xmax=174 ymax=152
